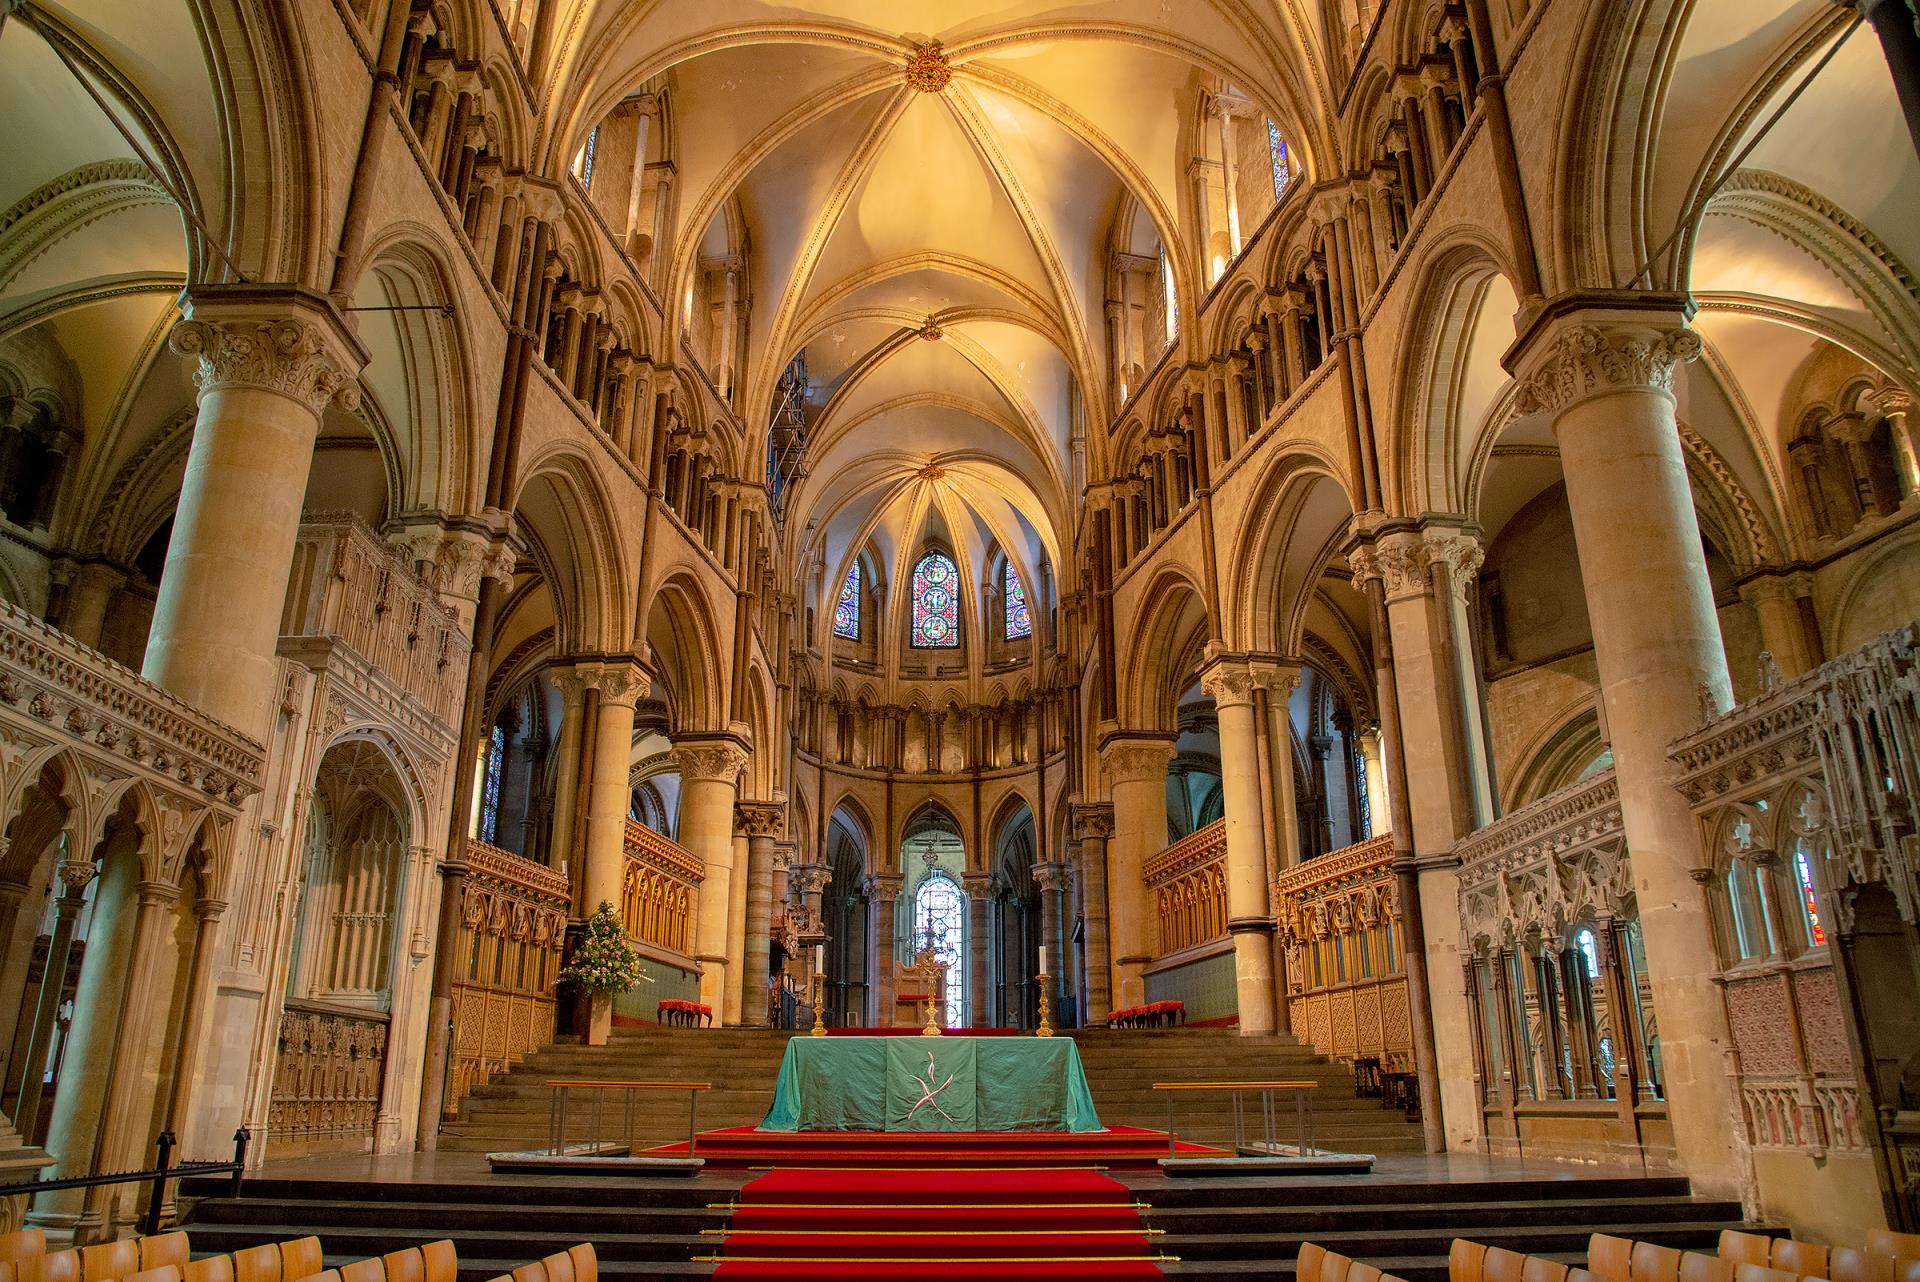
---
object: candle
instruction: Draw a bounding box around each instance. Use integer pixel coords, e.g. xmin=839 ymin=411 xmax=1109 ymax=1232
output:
xmin=1038 ymin=944 xmax=1048 ymax=975
xmin=814 ymin=943 xmax=825 ymax=976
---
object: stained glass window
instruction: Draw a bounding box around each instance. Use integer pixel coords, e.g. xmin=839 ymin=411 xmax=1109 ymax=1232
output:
xmin=1353 ymin=746 xmax=1372 ymax=839
xmin=1160 ymin=246 xmax=1178 ymax=341
xmin=1794 ymin=842 xmax=1826 ymax=947
xmin=480 ymin=724 xmax=506 ymax=844
xmin=1267 ymin=119 xmax=1291 ymax=200
xmin=1004 ymin=562 xmax=1031 ymax=640
xmin=1577 ymin=928 xmax=1600 ymax=978
xmin=577 ymin=127 xmax=599 ymax=187
xmin=914 ymin=872 xmax=966 ymax=1028
xmin=910 ymin=551 xmax=959 ymax=648
xmin=833 ymin=562 xmax=861 ymax=640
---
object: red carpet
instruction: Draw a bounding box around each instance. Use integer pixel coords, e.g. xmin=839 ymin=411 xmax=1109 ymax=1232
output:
xmin=649 ymin=1124 xmax=1224 ymax=1169
xmin=705 ymin=1166 xmax=1167 ymax=1279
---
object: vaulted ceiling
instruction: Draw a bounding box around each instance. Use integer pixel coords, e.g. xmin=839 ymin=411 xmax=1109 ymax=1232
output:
xmin=543 ymin=1 xmax=1334 ymax=630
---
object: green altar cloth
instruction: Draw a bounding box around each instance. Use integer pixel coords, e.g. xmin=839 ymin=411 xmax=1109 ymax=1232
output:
xmin=757 ymin=1035 xmax=1104 ymax=1133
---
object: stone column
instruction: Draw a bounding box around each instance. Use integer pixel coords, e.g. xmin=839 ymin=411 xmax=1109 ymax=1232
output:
xmin=1739 ymin=574 xmax=1816 ymax=682
xmin=152 ymin=288 xmax=367 ymax=738
xmin=1070 ymin=806 xmax=1114 ymax=1023
xmin=1350 ymin=523 xmax=1487 ymax=1147
xmin=674 ymin=734 xmax=750 ymax=1016
xmin=736 ymin=801 xmax=784 ymax=1027
xmin=13 ymin=860 xmax=96 ymax=1138
xmin=32 ymin=860 xmax=146 ymax=1236
xmin=580 ymin=662 xmax=646 ymax=918
xmin=544 ymin=668 xmax=590 ymax=870
xmin=81 ymin=880 xmax=182 ymax=1232
xmin=964 ymin=873 xmax=992 ymax=1027
xmin=1099 ymin=737 xmax=1175 ymax=1011
xmin=866 ymin=873 xmax=902 ymax=1026
xmin=61 ymin=563 xmax=126 ymax=651
xmin=1506 ymin=297 xmax=1739 ymax=1195
xmin=1033 ymin=862 xmax=1068 ymax=1021
xmin=1858 ymin=0 xmax=1920 ymax=162
xmin=1201 ymin=656 xmax=1280 ymax=1035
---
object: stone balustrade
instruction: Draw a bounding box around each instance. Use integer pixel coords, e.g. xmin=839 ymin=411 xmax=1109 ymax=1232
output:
xmin=1143 ymin=817 xmax=1227 ymax=956
xmin=280 ymin=513 xmax=464 ymax=730
xmin=446 ymin=838 xmax=569 ymax=1117
xmin=1275 ymin=833 xmax=1407 ymax=1065
xmin=622 ymin=819 xmax=704 ymax=958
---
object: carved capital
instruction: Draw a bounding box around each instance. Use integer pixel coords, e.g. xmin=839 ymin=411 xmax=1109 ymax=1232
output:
xmin=788 ymin=862 xmax=833 ymax=895
xmin=56 ymin=858 xmax=98 ymax=893
xmin=589 ymin=660 xmax=649 ymax=709
xmin=1032 ymin=861 xmax=1072 ymax=894
xmin=170 ymin=289 xmax=367 ymax=415
xmin=1200 ymin=658 xmax=1256 ymax=709
xmin=1512 ymin=322 xmax=1701 ymax=418
xmin=864 ymin=872 xmax=904 ymax=902
xmin=1420 ymin=527 xmax=1485 ymax=598
xmin=1070 ymin=803 xmax=1115 ymax=841
xmin=670 ymin=736 xmax=750 ymax=782
xmin=735 ymin=800 xmax=785 ymax=839
xmin=1101 ymin=738 xmax=1176 ymax=784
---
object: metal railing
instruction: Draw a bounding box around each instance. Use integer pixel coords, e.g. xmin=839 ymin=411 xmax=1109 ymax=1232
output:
xmin=1151 ymin=1080 xmax=1319 ymax=1160
xmin=0 ymin=1130 xmax=248 ymax=1235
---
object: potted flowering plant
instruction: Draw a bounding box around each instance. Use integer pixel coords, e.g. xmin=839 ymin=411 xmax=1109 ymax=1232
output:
xmin=561 ymin=901 xmax=643 ymax=1045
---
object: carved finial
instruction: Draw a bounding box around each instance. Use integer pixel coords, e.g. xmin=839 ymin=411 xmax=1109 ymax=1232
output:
xmin=1697 ymin=681 xmax=1723 ymax=726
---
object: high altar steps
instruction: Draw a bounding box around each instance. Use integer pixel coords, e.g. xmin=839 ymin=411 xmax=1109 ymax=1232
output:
xmin=437 ymin=1023 xmax=1430 ymax=1156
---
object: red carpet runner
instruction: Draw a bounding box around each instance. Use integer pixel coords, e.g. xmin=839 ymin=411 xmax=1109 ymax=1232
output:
xmin=706 ymin=1166 xmax=1168 ymax=1279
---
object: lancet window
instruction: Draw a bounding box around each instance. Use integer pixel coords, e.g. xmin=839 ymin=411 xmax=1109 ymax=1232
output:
xmin=834 ymin=563 xmax=861 ymax=640
xmin=1004 ymin=563 xmax=1031 ymax=640
xmin=910 ymin=551 xmax=959 ymax=648
xmin=914 ymin=871 xmax=966 ymax=1026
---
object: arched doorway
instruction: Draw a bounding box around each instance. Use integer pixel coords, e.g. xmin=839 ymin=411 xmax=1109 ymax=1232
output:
xmin=901 ymin=809 xmax=966 ymax=1028
xmin=275 ymin=740 xmax=413 ymax=1158
xmin=991 ymin=804 xmax=1040 ymax=1027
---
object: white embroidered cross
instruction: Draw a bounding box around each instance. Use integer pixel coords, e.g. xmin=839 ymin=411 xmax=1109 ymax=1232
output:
xmin=900 ymin=1049 xmax=958 ymax=1124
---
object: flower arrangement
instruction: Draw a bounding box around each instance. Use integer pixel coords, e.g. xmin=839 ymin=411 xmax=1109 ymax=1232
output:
xmin=559 ymin=901 xmax=643 ymax=994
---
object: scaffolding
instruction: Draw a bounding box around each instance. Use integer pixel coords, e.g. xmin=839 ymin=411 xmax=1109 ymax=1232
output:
xmin=767 ymin=351 xmax=809 ymax=525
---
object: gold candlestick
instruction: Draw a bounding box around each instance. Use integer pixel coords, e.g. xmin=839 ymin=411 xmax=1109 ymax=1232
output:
xmin=1035 ymin=971 xmax=1054 ymax=1037
xmin=810 ymin=972 xmax=827 ymax=1036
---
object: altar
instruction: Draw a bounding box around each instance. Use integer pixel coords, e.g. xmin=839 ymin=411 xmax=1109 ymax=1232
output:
xmin=757 ymin=1035 xmax=1104 ymax=1133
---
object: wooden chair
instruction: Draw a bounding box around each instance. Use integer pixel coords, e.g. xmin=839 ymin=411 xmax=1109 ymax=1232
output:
xmin=418 ymin=1243 xmax=454 ymax=1282
xmin=1832 ymin=1249 xmax=1869 ymax=1282
xmin=336 ymin=1259 xmax=382 ymax=1282
xmin=232 ymin=1245 xmax=283 ymax=1282
xmin=1722 ymin=1234 xmax=1776 ymax=1271
xmin=508 ymin=1262 xmax=545 ymax=1282
xmin=1570 ymin=1269 xmax=1601 ymax=1282
xmin=183 ymin=1254 xmax=233 ymax=1282
xmin=80 ymin=1241 xmax=141 ymax=1282
xmin=1591 ymin=1235 xmax=1635 ymax=1282
xmin=1867 ymin=1235 xmax=1920 ymax=1282
xmin=1634 ymin=1241 xmax=1684 ymax=1282
xmin=379 ymin=1248 xmax=421 ymax=1282
xmin=1774 ymin=1243 xmax=1830 ymax=1281
xmin=1683 ymin=1252 xmax=1735 ymax=1282
xmin=1487 ymin=1248 xmax=1529 ymax=1282
xmin=1733 ymin=1266 xmax=1804 ymax=1282
xmin=1524 ymin=1256 xmax=1572 ymax=1282
xmin=562 ymin=1246 xmax=593 ymax=1282
xmin=1453 ymin=1239 xmax=1491 ymax=1282
xmin=1350 ymin=1263 xmax=1384 ymax=1282
xmin=127 ymin=1268 xmax=182 ymax=1282
xmin=297 ymin=1272 xmax=339 ymax=1282
xmin=19 ymin=1250 xmax=82 ymax=1282
xmin=1 ymin=1234 xmax=46 ymax=1265
xmin=1301 ymin=1242 xmax=1330 ymax=1282
xmin=537 ymin=1257 xmax=571 ymax=1282
xmin=139 ymin=1238 xmax=189 ymax=1276
xmin=1323 ymin=1251 xmax=1357 ymax=1282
